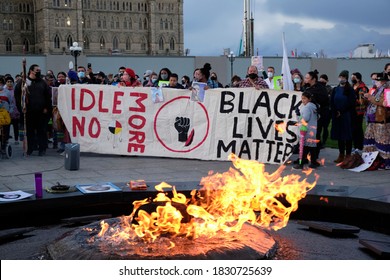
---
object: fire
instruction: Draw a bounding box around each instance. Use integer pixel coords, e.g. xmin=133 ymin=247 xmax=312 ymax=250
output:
xmin=274 ymin=122 xmax=287 ymax=133
xmin=96 ymin=154 xmax=317 ymax=245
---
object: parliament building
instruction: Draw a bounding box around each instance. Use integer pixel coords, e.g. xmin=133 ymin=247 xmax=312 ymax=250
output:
xmin=0 ymin=0 xmax=184 ymax=56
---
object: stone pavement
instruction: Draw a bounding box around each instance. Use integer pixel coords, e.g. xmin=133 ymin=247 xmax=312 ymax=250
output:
xmin=0 ymin=141 xmax=389 ymax=231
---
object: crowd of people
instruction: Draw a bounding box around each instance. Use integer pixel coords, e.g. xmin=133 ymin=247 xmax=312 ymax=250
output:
xmin=0 ymin=61 xmax=389 ymax=170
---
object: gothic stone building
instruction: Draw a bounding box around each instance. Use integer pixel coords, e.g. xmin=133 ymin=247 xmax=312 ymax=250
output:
xmin=0 ymin=0 xmax=184 ymax=56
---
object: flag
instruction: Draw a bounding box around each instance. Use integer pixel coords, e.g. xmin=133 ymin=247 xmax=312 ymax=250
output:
xmin=291 ymin=50 xmax=295 ymax=57
xmin=282 ymin=33 xmax=294 ymax=91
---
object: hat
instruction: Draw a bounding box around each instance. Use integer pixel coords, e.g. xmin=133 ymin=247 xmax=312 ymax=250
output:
xmin=125 ymin=68 xmax=136 ymax=78
xmin=375 ymin=72 xmax=389 ymax=81
xmin=67 ymin=70 xmax=78 ymax=82
xmin=290 ymin=68 xmax=302 ymax=76
xmin=143 ymin=70 xmax=152 ymax=78
xmin=339 ymin=70 xmax=349 ymax=78
xmin=97 ymin=71 xmax=106 ymax=78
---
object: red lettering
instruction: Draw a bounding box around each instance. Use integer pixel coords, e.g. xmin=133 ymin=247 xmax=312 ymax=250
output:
xmin=88 ymin=117 xmax=101 ymax=138
xmin=129 ymin=92 xmax=147 ymax=112
xmin=128 ymin=115 xmax=146 ymax=130
xmin=80 ymin=88 xmax=95 ymax=111
xmin=98 ymin=90 xmax=109 ymax=113
xmin=112 ymin=91 xmax=124 ymax=114
xmin=72 ymin=116 xmax=85 ymax=137
xmin=127 ymin=143 xmax=145 ymax=153
xmin=71 ymin=88 xmax=76 ymax=110
xmin=128 ymin=130 xmax=145 ymax=143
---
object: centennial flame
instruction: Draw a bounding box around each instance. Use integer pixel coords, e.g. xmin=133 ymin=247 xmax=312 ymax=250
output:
xmin=96 ymin=154 xmax=316 ymax=245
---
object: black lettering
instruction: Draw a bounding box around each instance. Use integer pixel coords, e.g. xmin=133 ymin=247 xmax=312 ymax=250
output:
xmin=238 ymin=91 xmax=250 ymax=113
xmin=220 ymin=91 xmax=235 ymax=113
xmin=274 ymin=93 xmax=289 ymax=119
xmin=238 ymin=140 xmax=251 ymax=159
xmin=289 ymin=94 xmax=301 ymax=119
xmin=266 ymin=140 xmax=275 ymax=162
xmin=253 ymin=139 xmax=264 ymax=160
xmin=273 ymin=142 xmax=284 ymax=163
xmin=232 ymin=117 xmax=243 ymax=138
xmin=286 ymin=120 xmax=298 ymax=143
xmin=252 ymin=91 xmax=271 ymax=116
xmin=217 ymin=140 xmax=236 ymax=158
xmin=255 ymin=117 xmax=274 ymax=139
xmin=283 ymin=143 xmax=294 ymax=162
xmin=247 ymin=117 xmax=252 ymax=138
xmin=274 ymin=120 xmax=284 ymax=141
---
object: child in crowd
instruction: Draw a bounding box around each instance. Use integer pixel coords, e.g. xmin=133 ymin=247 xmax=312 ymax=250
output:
xmin=294 ymin=91 xmax=320 ymax=169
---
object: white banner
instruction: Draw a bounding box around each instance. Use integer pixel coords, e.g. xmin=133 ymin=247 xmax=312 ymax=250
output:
xmin=58 ymin=85 xmax=301 ymax=164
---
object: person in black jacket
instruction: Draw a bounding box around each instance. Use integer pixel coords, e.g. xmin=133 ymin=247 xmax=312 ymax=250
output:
xmin=303 ymin=70 xmax=329 ymax=162
xmin=14 ymin=64 xmax=52 ymax=156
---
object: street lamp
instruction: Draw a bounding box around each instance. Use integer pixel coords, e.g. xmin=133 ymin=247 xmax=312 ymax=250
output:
xmin=69 ymin=42 xmax=82 ymax=69
xmin=227 ymin=51 xmax=235 ymax=80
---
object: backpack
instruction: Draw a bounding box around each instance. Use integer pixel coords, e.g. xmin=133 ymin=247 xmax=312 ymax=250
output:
xmin=0 ymin=108 xmax=11 ymax=126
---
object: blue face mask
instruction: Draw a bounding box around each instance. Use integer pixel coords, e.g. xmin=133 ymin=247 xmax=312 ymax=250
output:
xmin=293 ymin=77 xmax=301 ymax=84
xmin=78 ymin=71 xmax=85 ymax=79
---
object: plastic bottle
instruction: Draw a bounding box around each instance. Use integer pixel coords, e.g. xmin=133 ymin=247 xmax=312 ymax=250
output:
xmin=35 ymin=172 xmax=43 ymax=198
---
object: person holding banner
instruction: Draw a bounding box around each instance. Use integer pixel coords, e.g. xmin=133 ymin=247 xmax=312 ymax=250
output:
xmin=237 ymin=65 xmax=268 ymax=89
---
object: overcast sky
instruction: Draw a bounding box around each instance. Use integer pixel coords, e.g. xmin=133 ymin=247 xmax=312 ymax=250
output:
xmin=183 ymin=0 xmax=390 ymax=57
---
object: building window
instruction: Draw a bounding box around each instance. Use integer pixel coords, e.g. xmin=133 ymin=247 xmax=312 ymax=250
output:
xmin=55 ymin=17 xmax=59 ymax=27
xmin=170 ymin=38 xmax=175 ymax=50
xmin=126 ymin=38 xmax=131 ymax=50
xmin=170 ymin=19 xmax=173 ymax=30
xmin=165 ymin=19 xmax=168 ymax=29
xmin=143 ymin=18 xmax=147 ymax=30
xmin=160 ymin=19 xmax=163 ymax=30
xmin=129 ymin=19 xmax=132 ymax=29
xmin=67 ymin=35 xmax=73 ymax=47
xmin=123 ymin=20 xmax=127 ymax=29
xmin=100 ymin=37 xmax=105 ymax=49
xmin=139 ymin=18 xmax=142 ymax=30
xmin=26 ymin=19 xmax=30 ymax=30
xmin=103 ymin=17 xmax=106 ymax=28
xmin=21 ymin=18 xmax=25 ymax=30
xmin=53 ymin=0 xmax=59 ymax=7
xmin=141 ymin=38 xmax=146 ymax=51
xmin=159 ymin=37 xmax=164 ymax=51
xmin=54 ymin=34 xmax=60 ymax=48
xmin=24 ymin=38 xmax=29 ymax=52
xmin=116 ymin=18 xmax=119 ymax=29
xmin=3 ymin=19 xmax=8 ymax=30
xmin=6 ymin=38 xmax=12 ymax=52
xmin=84 ymin=36 xmax=90 ymax=49
xmin=113 ymin=36 xmax=119 ymax=50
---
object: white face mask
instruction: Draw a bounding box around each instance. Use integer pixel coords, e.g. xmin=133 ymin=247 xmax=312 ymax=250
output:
xmin=267 ymin=72 xmax=274 ymax=78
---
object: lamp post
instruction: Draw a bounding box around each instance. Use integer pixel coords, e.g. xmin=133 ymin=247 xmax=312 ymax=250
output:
xmin=69 ymin=42 xmax=82 ymax=69
xmin=227 ymin=51 xmax=236 ymax=80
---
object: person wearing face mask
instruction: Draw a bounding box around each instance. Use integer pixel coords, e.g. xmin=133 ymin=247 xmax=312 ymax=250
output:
xmin=154 ymin=67 xmax=172 ymax=87
xmin=14 ymin=64 xmax=52 ymax=156
xmin=181 ymin=75 xmax=191 ymax=89
xmin=55 ymin=72 xmax=67 ymax=86
xmin=208 ymin=72 xmax=223 ymax=89
xmin=318 ymin=74 xmax=333 ymax=148
xmin=237 ymin=65 xmax=268 ymax=89
xmin=264 ymin=66 xmax=281 ymax=90
xmin=330 ymin=70 xmax=356 ymax=164
xmin=142 ymin=70 xmax=153 ymax=87
xmin=351 ymin=72 xmax=368 ymax=151
xmin=76 ymin=66 xmax=91 ymax=84
xmin=291 ymin=68 xmax=304 ymax=92
xmin=362 ymin=72 xmax=390 ymax=170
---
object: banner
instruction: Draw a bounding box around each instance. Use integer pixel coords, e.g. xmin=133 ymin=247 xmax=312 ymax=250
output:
xmin=58 ymin=85 xmax=301 ymax=164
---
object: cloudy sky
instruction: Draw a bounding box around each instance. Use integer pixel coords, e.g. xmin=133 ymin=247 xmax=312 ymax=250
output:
xmin=183 ymin=0 xmax=390 ymax=57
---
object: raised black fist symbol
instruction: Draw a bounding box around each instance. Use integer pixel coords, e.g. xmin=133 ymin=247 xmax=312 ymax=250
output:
xmin=174 ymin=117 xmax=190 ymax=142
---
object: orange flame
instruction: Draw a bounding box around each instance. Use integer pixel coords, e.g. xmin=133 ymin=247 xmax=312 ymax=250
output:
xmin=274 ymin=122 xmax=287 ymax=133
xmin=97 ymin=154 xmax=317 ymax=244
xmin=320 ymin=197 xmax=329 ymax=203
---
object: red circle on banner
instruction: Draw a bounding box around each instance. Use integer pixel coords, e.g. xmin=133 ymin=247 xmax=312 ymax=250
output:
xmin=154 ymin=96 xmax=210 ymax=153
